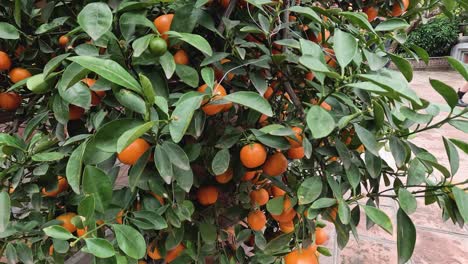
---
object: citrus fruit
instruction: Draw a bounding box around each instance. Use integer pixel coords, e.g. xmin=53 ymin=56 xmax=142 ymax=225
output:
xmin=356 ymin=144 xmax=365 ymax=153
xmin=166 ymin=244 xmax=185 ymax=263
xmin=309 ymin=30 xmax=330 ymax=44
xmin=116 ymin=210 xmax=124 ymax=224
xmin=263 ymin=152 xmax=288 ymax=176
xmin=198 ymin=83 xmax=230 ymax=115
xmin=287 ymin=147 xmax=305 ymax=159
xmin=49 ymin=245 xmax=54 ymax=256
xmin=324 ymin=206 xmax=338 ymax=222
xmin=59 ymin=35 xmax=69 ymax=47
xmin=82 ymin=78 xmax=105 ymax=105
xmin=286 ymin=127 xmax=303 ymax=148
xmin=9 ymin=67 xmax=32 ymax=83
xmin=41 ymin=176 xmax=68 ymax=197
xmin=271 ymin=196 xmax=296 ymax=223
xmin=392 ymin=0 xmax=409 ymax=17
xmin=364 ymin=6 xmax=378 ymax=21
xmin=76 ymin=227 xmax=87 ymax=237
xmin=306 ymin=72 xmax=314 ymax=81
xmin=153 ymin=14 xmax=174 ymax=41
xmin=271 ymin=185 xmax=286 ymax=197
xmin=240 ymin=143 xmax=267 ymax=168
xmin=242 ymin=170 xmax=260 ymax=181
xmin=69 ymin=105 xmax=85 ymax=121
xmin=0 ymin=92 xmax=21 ymax=111
xmin=117 ymin=138 xmax=150 ymax=165
xmin=323 ymin=48 xmax=337 ymax=68
xmin=197 ymin=186 xmax=218 ymax=206
xmin=56 ymin=212 xmax=77 ymax=233
xmin=150 ymin=192 xmax=165 ymax=205
xmin=284 ymin=245 xmax=318 ymax=264
xmin=247 ymin=210 xmax=267 ymax=231
xmin=250 ymin=188 xmax=269 ymax=206
xmin=264 ymin=86 xmax=274 ymax=99
xmin=174 ymin=50 xmax=189 ymax=65
xmin=279 ymin=221 xmax=295 ymax=233
xmin=147 ymin=241 xmax=162 ymax=260
xmin=216 ymin=168 xmax=233 ymax=184
xmin=149 ymin=37 xmax=168 ymax=56
xmin=0 ymin=51 xmax=12 ymax=70
xmin=315 ymin=227 xmax=329 ymax=245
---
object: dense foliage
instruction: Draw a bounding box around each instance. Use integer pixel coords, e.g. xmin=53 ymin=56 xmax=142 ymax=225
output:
xmin=0 ymin=0 xmax=467 ymax=264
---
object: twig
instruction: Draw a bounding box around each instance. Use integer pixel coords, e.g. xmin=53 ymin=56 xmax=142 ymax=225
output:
xmin=217 ymin=0 xmax=239 ymax=33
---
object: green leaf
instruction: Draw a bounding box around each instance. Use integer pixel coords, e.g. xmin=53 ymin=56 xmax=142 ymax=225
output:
xmin=116 ymin=122 xmax=154 ymax=153
xmin=446 ymin=56 xmax=468 ymax=81
xmin=364 ymin=205 xmax=393 ymax=235
xmin=354 ymin=124 xmax=379 ymax=156
xmin=375 ymin=18 xmax=409 ymax=31
xmin=132 ymin=35 xmax=153 ymax=57
xmin=5 ymin=243 xmax=18 ymax=264
xmin=154 ymin=145 xmax=173 ymax=184
xmin=212 ymin=148 xmax=230 ymax=175
xmin=400 ymin=106 xmax=432 ymax=124
xmin=363 ymin=50 xmax=389 ymax=71
xmin=78 ymin=196 xmax=95 ymax=225
xmin=129 ymin=150 xmax=151 ymax=192
xmin=23 ymin=111 xmax=49 ymax=139
xmin=452 ymin=187 xmax=468 ymax=222
xmin=200 ymin=223 xmax=217 ymax=242
xmin=266 ymin=196 xmax=285 ymax=215
xmin=250 ymin=71 xmax=268 ymax=95
xmin=169 ymin=95 xmax=204 ymax=143
xmin=389 ymin=136 xmax=408 ymax=168
xmin=449 ymin=120 xmax=468 ymax=133
xmin=334 ymin=29 xmax=357 ymax=68
xmin=35 ymin=17 xmax=68 ymax=34
xmin=77 ymin=3 xmax=113 ymax=40
xmin=429 ymin=79 xmax=458 ymax=108
xmin=139 ymin=73 xmax=156 ymax=105
xmin=297 ymin=177 xmax=322 ymax=205
xmin=176 ymin=64 xmax=199 ymax=88
xmin=398 ymin=189 xmax=417 ymax=215
xmin=397 ymin=208 xmax=416 ymax=264
xmin=66 ymin=142 xmax=86 ymax=194
xmin=339 ymin=11 xmax=375 ymax=32
xmin=365 ymin=151 xmax=382 ymax=179
xmin=306 ymin=106 xmax=335 ymax=139
xmin=112 ymin=224 xmax=146 ymax=259
xmin=16 ymin=242 xmax=33 ymax=264
xmin=31 ymin=152 xmax=65 ymax=162
xmin=82 ymin=166 xmax=112 ymax=213
xmin=338 ymin=201 xmax=351 ymax=225
xmin=0 ymin=191 xmax=11 ymax=232
xmin=173 ymin=166 xmax=193 ymax=193
xmin=224 ymin=91 xmax=273 ymax=116
xmin=449 ymin=138 xmax=468 ymax=154
xmin=43 ymin=53 xmax=70 ymax=78
xmin=168 ymin=31 xmax=213 ymax=56
xmin=132 ymin=211 xmax=168 ymax=230
xmin=388 ymin=54 xmax=413 ymax=82
xmin=0 ymin=134 xmax=26 ymax=150
xmin=345 ymin=163 xmax=360 ymax=191
xmin=299 ymin=55 xmax=331 ymax=73
xmin=409 ymin=44 xmax=429 ymax=64
xmin=68 ymin=56 xmax=142 ymax=94
xmin=160 ymin=52 xmax=176 ymax=79
xmin=43 ymin=225 xmax=75 ymax=240
xmin=94 ymin=119 xmax=143 ymax=152
xmin=289 ymin=6 xmax=321 ymax=23
xmin=310 ymin=198 xmax=336 ymax=209
xmin=61 ymin=82 xmax=91 ymax=107
xmin=85 ymin=238 xmax=116 ymax=258
xmin=162 ymin=141 xmax=190 ymax=170
xmin=0 ymin=22 xmax=20 ymax=39
xmin=443 ymin=137 xmax=459 ymax=175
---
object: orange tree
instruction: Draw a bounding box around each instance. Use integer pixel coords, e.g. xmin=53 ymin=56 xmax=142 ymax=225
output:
xmin=0 ymin=0 xmax=467 ymax=263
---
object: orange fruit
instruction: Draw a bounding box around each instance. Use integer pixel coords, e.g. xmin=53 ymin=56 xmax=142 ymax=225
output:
xmin=153 ymin=14 xmax=174 ymax=42
xmin=58 ymin=35 xmax=69 ymax=47
xmin=82 ymin=78 xmax=105 ymax=105
xmin=309 ymin=30 xmax=330 ymax=44
xmin=271 ymin=196 xmax=296 ymax=223
xmin=9 ymin=67 xmax=32 ymax=83
xmin=69 ymin=105 xmax=85 ymax=121
xmin=240 ymin=143 xmax=267 ymax=168
xmin=220 ymin=59 xmax=235 ymax=81
xmin=150 ymin=192 xmax=165 ymax=205
xmin=0 ymin=51 xmax=12 ymax=70
xmin=56 ymin=212 xmax=77 ymax=233
xmin=250 ymin=188 xmax=269 ymax=206
xmin=392 ymin=0 xmax=409 ymax=17
xmin=320 ymin=101 xmax=332 ymax=111
xmin=76 ymin=227 xmax=87 ymax=237
xmin=138 ymin=261 xmax=147 ymax=264
xmin=264 ymin=86 xmax=274 ymax=99
xmin=324 ymin=206 xmax=338 ymax=222
xmin=323 ymin=48 xmax=337 ymax=68
xmin=258 ymin=114 xmax=269 ymax=125
xmin=116 ymin=210 xmax=124 ymax=224
xmin=287 ymin=147 xmax=305 ymax=159
xmin=220 ymin=0 xmax=230 ymax=9
xmin=96 ymin=220 xmax=105 ymax=226
xmin=286 ymin=127 xmax=303 ymax=148
xmin=242 ymin=170 xmax=260 ymax=181
xmin=305 ymin=72 xmax=314 ymax=81
xmin=284 ymin=245 xmax=318 ymax=264
xmin=364 ymin=6 xmax=378 ymax=22
xmin=279 ymin=221 xmax=295 ymax=233
xmin=147 ymin=241 xmax=162 ymax=260
xmin=216 ymin=168 xmax=233 ymax=184
xmin=0 ymin=92 xmax=21 ymax=111
xmin=49 ymin=245 xmax=54 ymax=256
xmin=356 ymin=144 xmax=365 ymax=153
xmin=315 ymin=227 xmax=329 ymax=245
xmin=247 ymin=210 xmax=267 ymax=231
xmin=117 ymin=138 xmax=150 ymax=165
xmin=271 ymin=185 xmax=286 ymax=197
xmin=42 ymin=176 xmax=68 ymax=197
xmin=263 ymin=152 xmax=288 ymax=176
xmin=197 ymin=186 xmax=218 ymax=206
xmin=8 ymin=187 xmax=15 ymax=194
xmin=173 ymin=50 xmax=189 ymax=65
xmin=166 ymin=244 xmax=185 ymax=263
xmin=198 ymin=83 xmax=230 ymax=115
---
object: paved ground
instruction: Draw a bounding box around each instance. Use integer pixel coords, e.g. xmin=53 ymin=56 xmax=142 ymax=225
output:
xmin=320 ymin=71 xmax=468 ymax=264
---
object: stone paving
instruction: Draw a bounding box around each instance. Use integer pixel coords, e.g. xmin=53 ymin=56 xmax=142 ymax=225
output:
xmin=319 ymin=71 xmax=468 ymax=264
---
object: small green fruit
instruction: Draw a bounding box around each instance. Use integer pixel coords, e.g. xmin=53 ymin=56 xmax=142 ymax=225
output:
xmin=149 ymin=37 xmax=168 ymax=56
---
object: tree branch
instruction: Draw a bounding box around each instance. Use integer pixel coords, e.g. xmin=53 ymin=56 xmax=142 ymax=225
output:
xmin=217 ymin=0 xmax=239 ymax=33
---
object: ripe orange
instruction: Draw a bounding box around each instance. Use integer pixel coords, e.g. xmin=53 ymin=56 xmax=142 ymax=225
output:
xmin=82 ymin=78 xmax=105 ymax=105
xmin=76 ymin=227 xmax=87 ymax=237
xmin=173 ymin=50 xmax=189 ymax=65
xmin=117 ymin=138 xmax=150 ymax=165
xmin=263 ymin=152 xmax=288 ymax=176
xmin=116 ymin=210 xmax=124 ymax=224
xmin=215 ymin=168 xmax=233 ymax=184
xmin=392 ymin=0 xmax=409 ymax=17
xmin=42 ymin=176 xmax=68 ymax=197
xmin=59 ymin=35 xmax=69 ymax=47
xmin=247 ymin=210 xmax=267 ymax=231
xmin=166 ymin=244 xmax=185 ymax=263
xmin=284 ymin=245 xmax=318 ymax=264
xmin=9 ymin=67 xmax=32 ymax=83
xmin=197 ymin=186 xmax=218 ymax=206
xmin=147 ymin=241 xmax=162 ymax=260
xmin=240 ymin=143 xmax=267 ymax=168
xmin=242 ymin=170 xmax=260 ymax=181
xmin=220 ymin=0 xmax=230 ymax=9
xmin=153 ymin=14 xmax=174 ymax=41
xmin=138 ymin=261 xmax=147 ymax=264
xmin=279 ymin=221 xmax=295 ymax=233
xmin=287 ymin=147 xmax=305 ymax=159
xmin=264 ymin=86 xmax=274 ymax=99
xmin=258 ymin=114 xmax=269 ymax=125
xmin=56 ymin=212 xmax=77 ymax=233
xmin=309 ymin=30 xmax=330 ymax=44
xmin=305 ymin=72 xmax=314 ymax=81
xmin=49 ymin=245 xmax=54 ymax=256
xmin=250 ymin=188 xmax=269 ymax=206
xmin=271 ymin=196 xmax=296 ymax=223
xmin=310 ymin=98 xmax=332 ymax=111
xmin=69 ymin=105 xmax=85 ymax=121
xmin=364 ymin=6 xmax=378 ymax=22
xmin=323 ymin=48 xmax=337 ymax=68
xmin=198 ymin=83 xmax=230 ymax=115
xmin=0 ymin=92 xmax=21 ymax=111
xmin=0 ymin=51 xmax=12 ymax=70
xmin=150 ymin=192 xmax=165 ymax=205
xmin=286 ymin=127 xmax=303 ymax=148
xmin=315 ymin=227 xmax=329 ymax=245
xmin=271 ymin=185 xmax=286 ymax=197
xmin=324 ymin=206 xmax=338 ymax=222
xmin=356 ymin=144 xmax=365 ymax=153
